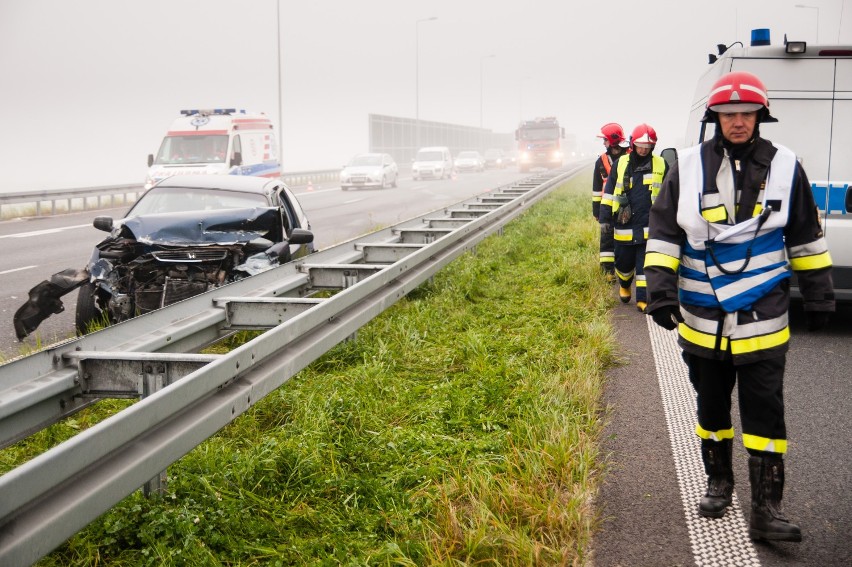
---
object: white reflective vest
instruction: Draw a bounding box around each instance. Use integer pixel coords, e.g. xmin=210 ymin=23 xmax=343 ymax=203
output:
xmin=675 ymin=143 xmax=797 ymax=313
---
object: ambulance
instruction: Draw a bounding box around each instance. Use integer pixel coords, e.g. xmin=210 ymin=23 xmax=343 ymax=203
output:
xmin=145 ymin=108 xmax=280 ymax=189
xmin=681 ymin=29 xmax=852 ymax=300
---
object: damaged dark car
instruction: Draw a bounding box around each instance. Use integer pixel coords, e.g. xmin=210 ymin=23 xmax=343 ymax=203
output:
xmin=14 ymin=175 xmax=314 ymax=340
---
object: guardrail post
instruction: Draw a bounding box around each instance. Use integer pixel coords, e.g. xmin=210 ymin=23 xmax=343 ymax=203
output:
xmin=141 ymin=363 xmax=168 ymax=497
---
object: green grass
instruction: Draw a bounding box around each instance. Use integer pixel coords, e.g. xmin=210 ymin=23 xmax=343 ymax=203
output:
xmin=7 ymin=173 xmax=618 ymax=566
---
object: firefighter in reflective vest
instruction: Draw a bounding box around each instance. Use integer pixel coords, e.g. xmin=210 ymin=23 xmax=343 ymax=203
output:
xmin=644 ymin=71 xmax=834 ymax=542
xmin=592 ymin=123 xmax=629 ymax=276
xmin=599 ymin=123 xmax=667 ymax=312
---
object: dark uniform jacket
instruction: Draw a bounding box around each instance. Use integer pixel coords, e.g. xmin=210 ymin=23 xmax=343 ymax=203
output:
xmin=600 ymin=152 xmax=666 ymax=245
xmin=645 ymin=136 xmax=834 ymax=363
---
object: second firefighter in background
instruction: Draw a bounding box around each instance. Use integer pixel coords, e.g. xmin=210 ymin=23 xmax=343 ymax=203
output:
xmin=592 ymin=123 xmax=629 ymax=276
xmin=599 ymin=124 xmax=668 ymax=312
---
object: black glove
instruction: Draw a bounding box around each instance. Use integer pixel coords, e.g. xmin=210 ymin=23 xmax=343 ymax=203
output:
xmin=600 ymin=222 xmax=613 ymax=235
xmin=649 ymin=304 xmax=684 ymax=330
xmin=805 ymin=310 xmax=831 ymax=332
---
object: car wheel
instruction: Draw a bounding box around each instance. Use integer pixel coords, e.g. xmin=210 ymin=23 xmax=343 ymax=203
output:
xmin=381 ymin=175 xmax=387 ymax=189
xmin=341 ymin=185 xmax=348 ymax=191
xmin=391 ymin=174 xmax=398 ymax=188
xmin=75 ymin=281 xmax=105 ymax=334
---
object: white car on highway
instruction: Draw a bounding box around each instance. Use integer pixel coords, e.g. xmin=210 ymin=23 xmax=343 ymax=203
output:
xmin=340 ymin=153 xmax=399 ymax=190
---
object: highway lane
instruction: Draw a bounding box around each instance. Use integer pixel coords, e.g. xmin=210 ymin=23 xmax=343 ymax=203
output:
xmin=0 ymin=167 xmax=534 ymax=360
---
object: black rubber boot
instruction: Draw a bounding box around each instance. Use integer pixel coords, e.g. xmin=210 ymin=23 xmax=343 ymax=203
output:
xmin=748 ymin=455 xmax=802 ymax=542
xmin=698 ymin=439 xmax=734 ymax=518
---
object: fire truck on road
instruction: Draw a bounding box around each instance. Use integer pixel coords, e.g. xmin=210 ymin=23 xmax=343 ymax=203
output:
xmin=515 ymin=116 xmax=565 ymax=172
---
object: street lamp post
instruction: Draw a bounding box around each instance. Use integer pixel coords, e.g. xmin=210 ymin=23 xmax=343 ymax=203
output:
xmin=479 ymin=54 xmax=496 ymax=150
xmin=415 ymin=17 xmax=438 ymax=153
xmin=794 ymin=4 xmax=820 ymax=43
xmin=276 ymin=0 xmax=283 ymax=166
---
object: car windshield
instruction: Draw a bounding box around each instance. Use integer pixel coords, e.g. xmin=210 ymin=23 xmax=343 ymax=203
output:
xmin=127 ymin=186 xmax=268 ymax=218
xmin=348 ymin=155 xmax=382 ymax=167
xmin=457 ymin=151 xmax=479 ymax=159
xmin=416 ymin=151 xmax=443 ymax=161
xmin=154 ymin=135 xmax=229 ymax=165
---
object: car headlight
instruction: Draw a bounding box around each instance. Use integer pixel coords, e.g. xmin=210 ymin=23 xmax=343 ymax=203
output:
xmin=553 ymin=151 xmax=563 ymax=159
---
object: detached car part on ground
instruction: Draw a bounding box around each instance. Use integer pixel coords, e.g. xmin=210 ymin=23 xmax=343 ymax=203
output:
xmin=13 ymin=176 xmax=314 ymax=340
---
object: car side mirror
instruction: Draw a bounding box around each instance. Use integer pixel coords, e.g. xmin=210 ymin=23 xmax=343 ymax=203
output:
xmin=287 ymin=228 xmax=314 ymax=245
xmin=230 ymin=151 xmax=243 ymax=167
xmin=93 ymin=216 xmax=114 ymax=232
xmin=661 ymin=147 xmax=678 ymax=169
xmin=147 ymin=154 xmax=154 ymax=167
xmin=846 ymin=186 xmax=852 ymax=214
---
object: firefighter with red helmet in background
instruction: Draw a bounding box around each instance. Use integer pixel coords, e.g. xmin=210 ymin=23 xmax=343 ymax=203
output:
xmin=599 ymin=123 xmax=667 ymax=312
xmin=592 ymin=123 xmax=629 ymax=276
xmin=644 ymin=71 xmax=834 ymax=541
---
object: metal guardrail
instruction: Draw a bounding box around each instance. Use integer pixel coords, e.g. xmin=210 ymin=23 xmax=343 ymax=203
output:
xmin=0 ymin=166 xmax=583 ymax=566
xmin=0 ymin=170 xmax=344 ymax=219
xmin=0 ymin=184 xmax=143 ymax=217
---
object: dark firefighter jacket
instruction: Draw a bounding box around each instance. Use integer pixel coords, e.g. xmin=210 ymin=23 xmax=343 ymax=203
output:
xmin=644 ymin=136 xmax=835 ymax=364
xmin=600 ymin=152 xmax=667 ymax=244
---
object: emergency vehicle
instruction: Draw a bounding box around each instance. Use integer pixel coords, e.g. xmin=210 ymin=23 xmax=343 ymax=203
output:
xmin=515 ymin=117 xmax=565 ymax=172
xmin=145 ymin=109 xmax=280 ymax=189
xmin=683 ymin=29 xmax=852 ymax=300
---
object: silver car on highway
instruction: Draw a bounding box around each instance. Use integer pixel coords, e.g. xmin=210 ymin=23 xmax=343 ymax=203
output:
xmin=340 ymin=153 xmax=399 ymax=190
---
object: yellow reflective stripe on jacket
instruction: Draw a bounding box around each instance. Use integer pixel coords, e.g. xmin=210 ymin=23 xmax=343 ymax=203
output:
xmin=650 ymin=155 xmax=665 ymax=202
xmin=645 ymin=251 xmax=680 ymax=271
xmin=789 ymin=250 xmax=833 ymax=271
xmin=696 ymin=424 xmax=735 ymax=441
xmin=742 ymin=434 xmax=787 ymax=454
xmin=678 ymin=323 xmax=729 ymax=351
xmin=701 ymin=204 xmax=728 ymax=223
xmin=614 ymin=228 xmax=634 ymax=242
xmin=730 ymin=326 xmax=790 ymax=355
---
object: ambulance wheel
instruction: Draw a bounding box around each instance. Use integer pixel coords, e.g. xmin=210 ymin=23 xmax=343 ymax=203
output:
xmin=75 ymin=282 xmax=105 ymax=335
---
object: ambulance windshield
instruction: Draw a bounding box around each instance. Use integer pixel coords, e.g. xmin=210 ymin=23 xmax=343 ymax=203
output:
xmin=154 ymin=135 xmax=229 ymax=165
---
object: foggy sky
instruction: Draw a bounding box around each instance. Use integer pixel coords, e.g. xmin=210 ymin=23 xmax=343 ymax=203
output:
xmin=1 ymin=0 xmax=850 ymax=192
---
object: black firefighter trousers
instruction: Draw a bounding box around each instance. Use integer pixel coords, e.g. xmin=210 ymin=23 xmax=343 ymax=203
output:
xmin=683 ymin=352 xmax=787 ymax=454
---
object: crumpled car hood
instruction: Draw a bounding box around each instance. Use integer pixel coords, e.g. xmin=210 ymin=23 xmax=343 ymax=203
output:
xmin=119 ymin=207 xmax=279 ymax=246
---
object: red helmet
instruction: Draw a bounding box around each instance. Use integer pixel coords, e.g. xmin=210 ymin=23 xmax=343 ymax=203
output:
xmin=705 ymin=71 xmax=776 ymax=122
xmin=630 ymin=124 xmax=657 ymax=148
xmin=597 ymin=122 xmax=626 ymax=145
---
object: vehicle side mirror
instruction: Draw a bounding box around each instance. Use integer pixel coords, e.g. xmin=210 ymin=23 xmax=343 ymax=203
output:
xmin=661 ymin=147 xmax=678 ymax=169
xmin=147 ymin=154 xmax=154 ymax=167
xmin=287 ymin=228 xmax=314 ymax=245
xmin=846 ymin=186 xmax=852 ymax=214
xmin=93 ymin=216 xmax=114 ymax=232
xmin=230 ymin=151 xmax=243 ymax=167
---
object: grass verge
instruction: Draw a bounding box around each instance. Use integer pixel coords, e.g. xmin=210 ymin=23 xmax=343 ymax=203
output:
xmin=9 ymin=173 xmax=617 ymax=566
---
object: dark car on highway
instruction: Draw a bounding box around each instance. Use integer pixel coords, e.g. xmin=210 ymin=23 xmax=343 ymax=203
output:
xmin=14 ymin=175 xmax=314 ymax=339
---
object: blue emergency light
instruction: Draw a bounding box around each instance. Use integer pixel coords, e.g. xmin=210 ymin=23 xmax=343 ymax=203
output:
xmin=179 ymin=108 xmax=245 ymax=116
xmin=751 ymin=29 xmax=771 ymax=46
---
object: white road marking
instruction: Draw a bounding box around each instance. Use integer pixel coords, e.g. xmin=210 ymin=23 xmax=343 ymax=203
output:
xmin=0 ymin=265 xmax=37 ymax=275
xmin=0 ymin=223 xmax=91 ymax=239
xmin=343 ymin=198 xmax=366 ymax=204
xmin=647 ymin=318 xmax=761 ymax=566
